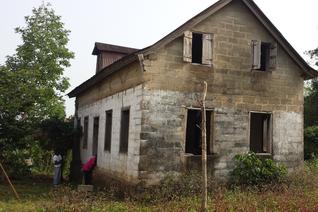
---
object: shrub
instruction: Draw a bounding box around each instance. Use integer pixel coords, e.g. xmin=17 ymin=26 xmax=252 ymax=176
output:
xmin=304 ymin=126 xmax=318 ymax=159
xmin=230 ymin=152 xmax=287 ymax=186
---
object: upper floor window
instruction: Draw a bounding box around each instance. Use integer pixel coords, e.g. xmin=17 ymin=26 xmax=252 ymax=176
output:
xmin=183 ymin=31 xmax=213 ymax=66
xmin=252 ymin=40 xmax=277 ymax=71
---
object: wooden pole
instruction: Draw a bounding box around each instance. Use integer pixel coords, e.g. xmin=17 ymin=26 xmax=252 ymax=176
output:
xmin=0 ymin=162 xmax=20 ymax=200
xmin=201 ymin=81 xmax=208 ymax=211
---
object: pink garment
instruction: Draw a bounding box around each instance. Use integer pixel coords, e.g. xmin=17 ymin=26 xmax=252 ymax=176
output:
xmin=82 ymin=156 xmax=96 ymax=171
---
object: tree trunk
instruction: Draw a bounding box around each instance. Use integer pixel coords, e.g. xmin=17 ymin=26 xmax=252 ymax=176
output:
xmin=69 ymin=100 xmax=83 ymax=184
xmin=201 ymin=81 xmax=208 ymax=211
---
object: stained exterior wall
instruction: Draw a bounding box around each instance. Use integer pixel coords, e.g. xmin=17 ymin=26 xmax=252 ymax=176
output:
xmin=75 ymin=0 xmax=305 ymax=185
xmin=139 ymin=0 xmax=304 ymax=183
xmin=77 ymin=61 xmax=144 ymax=108
xmin=77 ymin=85 xmax=143 ymax=183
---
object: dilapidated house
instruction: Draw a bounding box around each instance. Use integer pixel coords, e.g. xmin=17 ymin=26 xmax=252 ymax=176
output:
xmin=68 ymin=0 xmax=318 ymax=185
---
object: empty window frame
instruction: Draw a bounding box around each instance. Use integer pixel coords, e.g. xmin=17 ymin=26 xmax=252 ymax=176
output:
xmin=250 ymin=112 xmax=272 ymax=154
xmin=77 ymin=118 xmax=82 ymax=141
xmin=252 ymin=40 xmax=277 ymax=71
xmin=104 ymin=110 xmax=112 ymax=152
xmin=119 ymin=108 xmax=130 ymax=153
xmin=183 ymin=31 xmax=213 ymax=65
xmin=92 ymin=116 xmax=99 ymax=155
xmin=185 ymin=109 xmax=213 ymax=155
xmin=83 ymin=116 xmax=89 ymax=149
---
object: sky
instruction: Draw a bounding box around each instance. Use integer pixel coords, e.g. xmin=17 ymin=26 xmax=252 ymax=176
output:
xmin=1 ymin=0 xmax=318 ymax=116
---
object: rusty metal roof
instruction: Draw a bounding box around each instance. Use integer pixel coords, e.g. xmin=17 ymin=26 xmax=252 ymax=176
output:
xmin=92 ymin=42 xmax=139 ymax=55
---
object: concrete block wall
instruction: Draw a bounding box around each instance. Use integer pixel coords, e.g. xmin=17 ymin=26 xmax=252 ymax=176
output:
xmin=74 ymin=0 xmax=306 ymax=185
xmin=138 ymin=0 xmax=305 ymax=182
xmin=77 ymin=84 xmax=143 ymax=183
xmin=139 ymin=88 xmax=303 ymax=183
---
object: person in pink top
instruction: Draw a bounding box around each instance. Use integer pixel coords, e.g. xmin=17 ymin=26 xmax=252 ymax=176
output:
xmin=82 ymin=155 xmax=97 ymax=184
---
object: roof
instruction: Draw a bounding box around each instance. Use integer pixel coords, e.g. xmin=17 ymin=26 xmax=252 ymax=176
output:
xmin=92 ymin=42 xmax=139 ymax=55
xmin=68 ymin=0 xmax=318 ymax=98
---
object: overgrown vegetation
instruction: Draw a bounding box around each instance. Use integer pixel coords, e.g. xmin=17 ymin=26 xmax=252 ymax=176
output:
xmin=229 ymin=152 xmax=287 ymax=186
xmin=304 ymin=126 xmax=318 ymax=159
xmin=0 ymin=3 xmax=74 ymax=178
xmin=2 ymin=159 xmax=318 ymax=211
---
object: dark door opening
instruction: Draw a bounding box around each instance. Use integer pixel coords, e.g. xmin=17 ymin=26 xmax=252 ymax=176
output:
xmin=92 ymin=116 xmax=99 ymax=155
xmin=185 ymin=109 xmax=212 ymax=155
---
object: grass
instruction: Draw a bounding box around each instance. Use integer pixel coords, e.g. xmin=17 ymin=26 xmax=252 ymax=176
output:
xmin=1 ymin=161 xmax=318 ymax=211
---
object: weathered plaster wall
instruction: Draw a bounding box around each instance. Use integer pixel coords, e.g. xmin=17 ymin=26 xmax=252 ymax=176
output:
xmin=77 ymin=85 xmax=143 ymax=183
xmin=138 ymin=0 xmax=304 ymax=183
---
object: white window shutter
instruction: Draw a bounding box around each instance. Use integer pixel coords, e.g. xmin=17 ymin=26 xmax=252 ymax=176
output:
xmin=183 ymin=31 xmax=192 ymax=63
xmin=252 ymin=40 xmax=261 ymax=69
xmin=202 ymin=33 xmax=213 ymax=66
xmin=269 ymin=43 xmax=277 ymax=70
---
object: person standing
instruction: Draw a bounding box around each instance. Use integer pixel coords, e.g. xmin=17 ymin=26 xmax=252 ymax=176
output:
xmin=82 ymin=155 xmax=97 ymax=184
xmin=53 ymin=152 xmax=62 ymax=186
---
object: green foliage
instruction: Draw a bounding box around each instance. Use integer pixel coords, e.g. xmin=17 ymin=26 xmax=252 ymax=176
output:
xmin=305 ymin=79 xmax=318 ymax=127
xmin=38 ymin=118 xmax=74 ymax=154
xmin=304 ymin=47 xmax=318 ymax=127
xmin=304 ymin=126 xmax=318 ymax=159
xmin=230 ymin=152 xmax=287 ymax=186
xmin=308 ymin=47 xmax=318 ymax=67
xmin=0 ymin=3 xmax=74 ymax=175
xmin=29 ymin=142 xmax=54 ymax=175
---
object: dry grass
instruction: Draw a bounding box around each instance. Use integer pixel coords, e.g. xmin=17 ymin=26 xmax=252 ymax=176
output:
xmin=1 ymin=162 xmax=318 ymax=211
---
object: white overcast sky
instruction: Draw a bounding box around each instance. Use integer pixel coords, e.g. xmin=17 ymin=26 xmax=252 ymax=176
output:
xmin=1 ymin=0 xmax=318 ymax=116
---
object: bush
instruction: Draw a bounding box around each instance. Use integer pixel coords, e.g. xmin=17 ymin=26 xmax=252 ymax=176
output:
xmin=304 ymin=126 xmax=318 ymax=159
xmin=230 ymin=152 xmax=287 ymax=186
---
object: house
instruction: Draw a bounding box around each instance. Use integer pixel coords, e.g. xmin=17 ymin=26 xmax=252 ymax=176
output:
xmin=68 ymin=0 xmax=318 ymax=185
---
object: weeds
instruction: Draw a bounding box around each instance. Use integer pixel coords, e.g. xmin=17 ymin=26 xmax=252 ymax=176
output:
xmin=1 ymin=159 xmax=318 ymax=211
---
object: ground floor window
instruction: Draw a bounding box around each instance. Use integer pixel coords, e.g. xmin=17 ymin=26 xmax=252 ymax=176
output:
xmin=92 ymin=116 xmax=99 ymax=155
xmin=119 ymin=108 xmax=130 ymax=153
xmin=83 ymin=116 xmax=89 ymax=149
xmin=185 ymin=109 xmax=213 ymax=155
xmin=250 ymin=112 xmax=272 ymax=153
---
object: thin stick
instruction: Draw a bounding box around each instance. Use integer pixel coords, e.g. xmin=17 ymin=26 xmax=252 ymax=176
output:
xmin=0 ymin=162 xmax=20 ymax=200
xmin=201 ymin=81 xmax=208 ymax=211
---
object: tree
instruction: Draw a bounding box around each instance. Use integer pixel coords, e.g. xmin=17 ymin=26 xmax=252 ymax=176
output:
xmin=305 ymin=48 xmax=318 ymax=127
xmin=304 ymin=47 xmax=318 ymax=158
xmin=0 ymin=3 xmax=74 ymax=175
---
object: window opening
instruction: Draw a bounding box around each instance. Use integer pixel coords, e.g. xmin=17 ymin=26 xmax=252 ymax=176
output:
xmin=104 ymin=110 xmax=112 ymax=152
xmin=185 ymin=109 xmax=212 ymax=155
xmin=250 ymin=112 xmax=271 ymax=153
xmin=119 ymin=108 xmax=130 ymax=153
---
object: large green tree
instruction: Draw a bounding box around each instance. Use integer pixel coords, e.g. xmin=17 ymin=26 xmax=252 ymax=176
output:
xmin=0 ymin=3 xmax=74 ymax=174
xmin=305 ymin=48 xmax=318 ymax=127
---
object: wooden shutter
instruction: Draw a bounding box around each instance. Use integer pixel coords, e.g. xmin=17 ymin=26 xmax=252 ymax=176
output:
xmin=252 ymin=40 xmax=261 ymax=69
xmin=183 ymin=31 xmax=192 ymax=62
xmin=262 ymin=116 xmax=269 ymax=153
xmin=269 ymin=43 xmax=277 ymax=70
xmin=202 ymin=33 xmax=213 ymax=66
